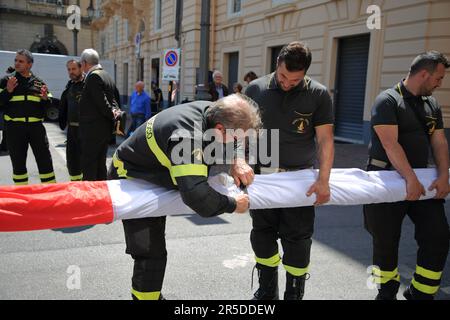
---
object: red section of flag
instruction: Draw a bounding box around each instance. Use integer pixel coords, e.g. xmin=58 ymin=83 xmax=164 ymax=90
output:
xmin=0 ymin=181 xmax=114 ymax=232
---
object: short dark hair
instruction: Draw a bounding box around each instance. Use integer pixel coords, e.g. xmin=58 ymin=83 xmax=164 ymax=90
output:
xmin=66 ymin=59 xmax=81 ymax=67
xmin=16 ymin=49 xmax=34 ymax=63
xmin=243 ymin=71 xmax=257 ymax=82
xmin=409 ymin=51 xmax=450 ymax=75
xmin=277 ymin=41 xmax=312 ymax=73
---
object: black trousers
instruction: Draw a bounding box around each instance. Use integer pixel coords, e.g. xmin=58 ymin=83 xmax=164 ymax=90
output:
xmin=250 ymin=206 xmax=315 ymax=272
xmin=107 ymin=164 xmax=167 ymax=295
xmin=6 ymin=122 xmax=55 ymax=184
xmin=66 ymin=125 xmax=82 ymax=181
xmin=80 ymin=121 xmax=111 ymax=181
xmin=0 ymin=127 xmax=7 ymax=151
xmin=364 ymin=199 xmax=449 ymax=297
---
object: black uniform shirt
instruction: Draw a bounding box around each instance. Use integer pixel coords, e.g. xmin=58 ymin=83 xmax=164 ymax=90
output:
xmin=0 ymin=72 xmax=49 ymax=119
xmin=115 ymin=101 xmax=236 ymax=217
xmin=245 ymin=73 xmax=334 ymax=169
xmin=369 ymin=81 xmax=443 ymax=168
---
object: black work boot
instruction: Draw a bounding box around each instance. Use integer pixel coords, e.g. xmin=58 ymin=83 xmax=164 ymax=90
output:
xmin=284 ymin=272 xmax=307 ymax=300
xmin=252 ymin=264 xmax=279 ymax=300
xmin=375 ymin=281 xmax=400 ymax=300
xmin=403 ymin=285 xmax=434 ymax=300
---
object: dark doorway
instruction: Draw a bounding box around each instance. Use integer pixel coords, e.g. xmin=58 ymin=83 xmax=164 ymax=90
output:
xmin=334 ymin=34 xmax=370 ymax=143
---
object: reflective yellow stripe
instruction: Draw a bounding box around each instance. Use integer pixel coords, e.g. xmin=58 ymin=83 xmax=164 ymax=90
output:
xmin=0 ymin=88 xmax=4 ymax=93
xmin=372 ymin=274 xmax=400 ymax=284
xmin=416 ymin=266 xmax=442 ymax=281
xmin=14 ymin=181 xmax=28 ymax=186
xmin=4 ymin=115 xmax=26 ymax=122
xmin=28 ymin=96 xmax=41 ymax=102
xmin=47 ymin=92 xmax=53 ymax=98
xmin=372 ymin=267 xmax=399 ymax=279
xmin=284 ymin=264 xmax=309 ymax=277
xmin=13 ymin=173 xmax=28 ymax=180
xmin=131 ymin=289 xmax=160 ymax=300
xmin=10 ymin=95 xmax=41 ymax=102
xmin=39 ymin=172 xmax=55 ymax=179
xmin=10 ymin=96 xmax=25 ymax=102
xmin=145 ymin=116 xmax=177 ymax=185
xmin=411 ymin=278 xmax=439 ymax=295
xmin=255 ymin=253 xmax=281 ymax=268
xmin=42 ymin=179 xmax=56 ymax=184
xmin=112 ymin=153 xmax=128 ymax=179
xmin=171 ymin=164 xmax=208 ymax=178
xmin=29 ymin=117 xmax=44 ymax=122
xmin=70 ymin=174 xmax=83 ymax=181
xmin=4 ymin=115 xmax=44 ymax=122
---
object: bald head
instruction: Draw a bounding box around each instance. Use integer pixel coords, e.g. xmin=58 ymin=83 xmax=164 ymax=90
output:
xmin=135 ymin=81 xmax=145 ymax=93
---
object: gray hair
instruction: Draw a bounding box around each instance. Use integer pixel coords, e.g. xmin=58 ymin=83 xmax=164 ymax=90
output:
xmin=16 ymin=49 xmax=34 ymax=63
xmin=80 ymin=48 xmax=99 ymax=65
xmin=206 ymin=94 xmax=262 ymax=131
xmin=212 ymin=70 xmax=223 ymax=79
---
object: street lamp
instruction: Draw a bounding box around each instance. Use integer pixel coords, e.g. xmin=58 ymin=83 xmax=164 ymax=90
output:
xmin=87 ymin=0 xmax=95 ymax=20
xmin=56 ymin=0 xmax=83 ymax=56
xmin=56 ymin=0 xmax=64 ymax=16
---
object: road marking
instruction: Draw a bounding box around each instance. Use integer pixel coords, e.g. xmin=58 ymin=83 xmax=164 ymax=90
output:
xmin=222 ymin=253 xmax=254 ymax=269
xmin=399 ymin=264 xmax=415 ymax=279
xmin=440 ymin=287 xmax=450 ymax=294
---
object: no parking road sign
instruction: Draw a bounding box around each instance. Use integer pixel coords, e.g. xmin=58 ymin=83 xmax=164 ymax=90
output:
xmin=162 ymin=48 xmax=181 ymax=81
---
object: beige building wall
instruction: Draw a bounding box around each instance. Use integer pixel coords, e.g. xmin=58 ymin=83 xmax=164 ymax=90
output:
xmin=94 ymin=0 xmax=450 ymax=140
xmin=94 ymin=0 xmax=202 ymax=103
xmin=0 ymin=0 xmax=96 ymax=56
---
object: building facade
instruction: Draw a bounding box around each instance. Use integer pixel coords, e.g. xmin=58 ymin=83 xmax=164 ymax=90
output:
xmin=0 ymin=0 xmax=98 ymax=56
xmin=95 ymin=0 xmax=450 ymax=143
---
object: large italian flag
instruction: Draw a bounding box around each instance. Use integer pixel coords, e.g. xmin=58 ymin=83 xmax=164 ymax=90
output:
xmin=0 ymin=168 xmax=448 ymax=232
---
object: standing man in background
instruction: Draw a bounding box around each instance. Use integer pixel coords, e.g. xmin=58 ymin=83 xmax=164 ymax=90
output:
xmin=79 ymin=48 xmax=120 ymax=181
xmin=127 ymin=81 xmax=151 ymax=137
xmin=208 ymin=70 xmax=229 ymax=102
xmin=0 ymin=49 xmax=56 ymax=185
xmin=151 ymin=81 xmax=164 ymax=113
xmin=59 ymin=59 xmax=84 ymax=181
xmin=245 ymin=42 xmax=334 ymax=300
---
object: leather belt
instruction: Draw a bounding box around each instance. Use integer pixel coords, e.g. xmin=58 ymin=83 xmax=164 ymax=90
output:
xmin=368 ymin=158 xmax=391 ymax=169
xmin=259 ymin=166 xmax=313 ymax=175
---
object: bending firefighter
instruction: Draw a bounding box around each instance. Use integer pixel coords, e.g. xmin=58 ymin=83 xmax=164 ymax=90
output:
xmin=108 ymin=94 xmax=259 ymax=300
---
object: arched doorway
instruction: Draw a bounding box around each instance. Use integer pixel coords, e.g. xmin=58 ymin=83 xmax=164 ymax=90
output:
xmin=30 ymin=37 xmax=68 ymax=55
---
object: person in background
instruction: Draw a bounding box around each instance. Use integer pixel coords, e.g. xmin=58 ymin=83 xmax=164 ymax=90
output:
xmin=79 ymin=48 xmax=121 ymax=181
xmin=233 ymin=83 xmax=243 ymax=94
xmin=127 ymin=81 xmax=151 ymax=137
xmin=151 ymin=81 xmax=164 ymax=113
xmin=0 ymin=50 xmax=56 ymax=184
xmin=244 ymin=71 xmax=258 ymax=85
xmin=59 ymin=59 xmax=84 ymax=181
xmin=208 ymin=70 xmax=229 ymax=102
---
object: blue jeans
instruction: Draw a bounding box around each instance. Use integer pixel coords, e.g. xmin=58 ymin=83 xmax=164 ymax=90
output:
xmin=128 ymin=114 xmax=146 ymax=137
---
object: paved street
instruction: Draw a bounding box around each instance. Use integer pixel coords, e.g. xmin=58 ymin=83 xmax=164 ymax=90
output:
xmin=0 ymin=122 xmax=449 ymax=300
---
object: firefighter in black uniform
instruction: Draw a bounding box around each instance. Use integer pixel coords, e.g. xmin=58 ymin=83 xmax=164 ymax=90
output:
xmin=59 ymin=59 xmax=84 ymax=181
xmin=364 ymin=51 xmax=450 ymax=300
xmin=245 ymin=42 xmax=334 ymax=300
xmin=108 ymin=94 xmax=258 ymax=300
xmin=0 ymin=49 xmax=56 ymax=185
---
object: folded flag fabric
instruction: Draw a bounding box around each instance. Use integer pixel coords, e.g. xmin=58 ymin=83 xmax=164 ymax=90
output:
xmin=0 ymin=168 xmax=447 ymax=232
